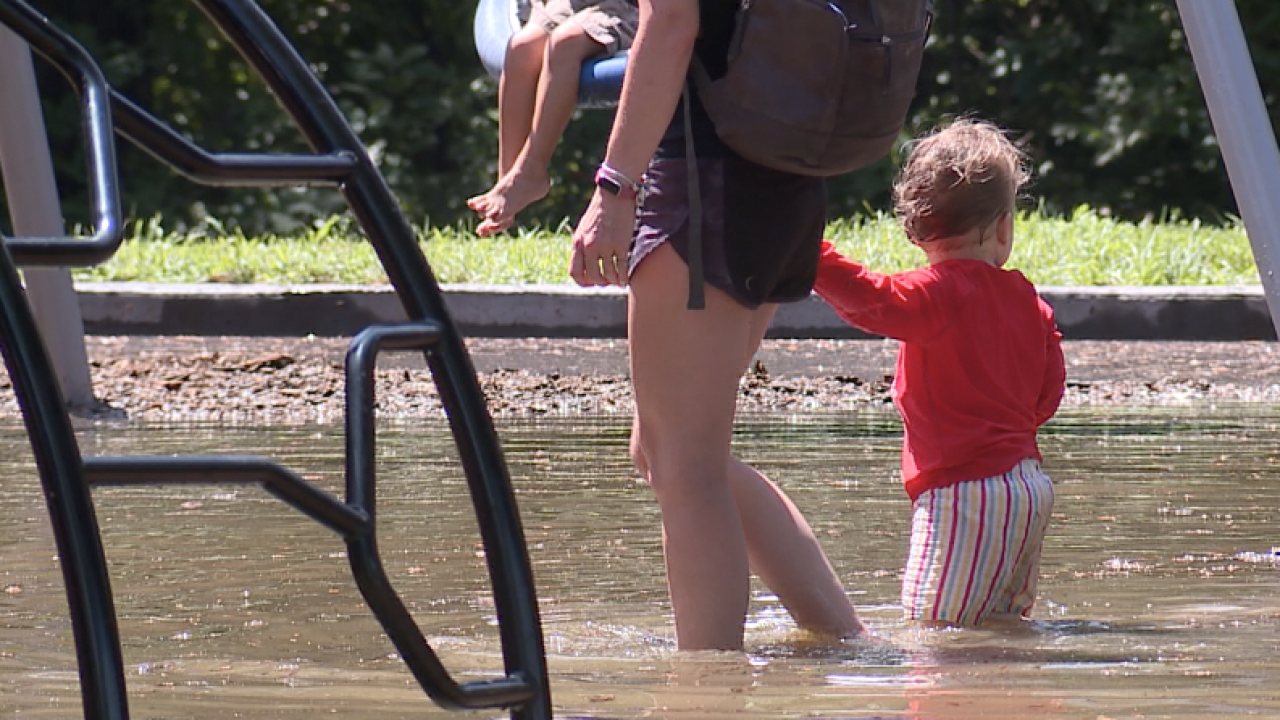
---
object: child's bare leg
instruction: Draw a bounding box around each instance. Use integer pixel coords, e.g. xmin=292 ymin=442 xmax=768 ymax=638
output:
xmin=474 ymin=23 xmax=604 ymax=236
xmin=468 ymin=25 xmax=548 ymax=216
xmin=499 ymin=25 xmax=550 ymax=176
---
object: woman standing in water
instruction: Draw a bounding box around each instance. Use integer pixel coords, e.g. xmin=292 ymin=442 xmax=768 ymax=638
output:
xmin=568 ymin=0 xmax=867 ymax=650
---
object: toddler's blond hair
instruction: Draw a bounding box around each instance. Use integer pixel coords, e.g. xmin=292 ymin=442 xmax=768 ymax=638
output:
xmin=893 ymin=118 xmax=1030 ymax=244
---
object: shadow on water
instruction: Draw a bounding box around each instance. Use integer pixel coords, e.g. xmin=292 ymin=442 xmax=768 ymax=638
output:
xmin=2 ymin=404 xmax=1279 ymax=718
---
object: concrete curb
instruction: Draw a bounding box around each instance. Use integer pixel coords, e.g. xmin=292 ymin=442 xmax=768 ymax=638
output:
xmin=74 ymin=281 xmax=1278 ymax=341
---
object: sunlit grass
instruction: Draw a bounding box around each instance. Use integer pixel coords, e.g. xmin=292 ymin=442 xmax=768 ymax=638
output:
xmin=418 ymin=222 xmax=575 ymax=285
xmin=72 ymin=207 xmax=1260 ymax=287
xmin=74 ymin=214 xmax=389 ymax=284
xmin=826 ymin=206 xmax=1258 ymax=287
xmin=1007 ymin=206 xmax=1259 ymax=286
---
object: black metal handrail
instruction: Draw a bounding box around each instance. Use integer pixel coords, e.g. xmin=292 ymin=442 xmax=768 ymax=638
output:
xmin=344 ymin=322 xmax=541 ymax=710
xmin=0 ymin=241 xmax=128 ymax=720
xmin=0 ymin=0 xmax=366 ymax=266
xmin=82 ymin=324 xmax=540 ymax=710
xmin=82 ymin=456 xmax=372 ymax=537
xmin=81 ymin=447 xmax=538 ymax=711
xmin=0 ymin=0 xmax=122 ymax=266
xmin=0 ymin=0 xmax=551 ymax=718
xmin=110 ymin=90 xmax=360 ymax=186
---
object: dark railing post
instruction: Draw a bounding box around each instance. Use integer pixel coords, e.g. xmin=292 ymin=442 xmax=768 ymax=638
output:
xmin=187 ymin=4 xmax=551 ymax=717
xmin=0 ymin=244 xmax=128 ymax=719
xmin=0 ymin=0 xmax=551 ymax=717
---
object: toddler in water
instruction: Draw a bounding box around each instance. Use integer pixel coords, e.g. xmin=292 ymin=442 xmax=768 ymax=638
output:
xmin=813 ymin=118 xmax=1066 ymax=627
xmin=468 ymin=0 xmax=638 ymax=235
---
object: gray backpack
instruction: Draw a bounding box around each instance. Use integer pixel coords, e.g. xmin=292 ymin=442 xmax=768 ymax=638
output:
xmin=689 ymin=0 xmax=933 ymax=176
xmin=680 ymin=0 xmax=932 ymax=308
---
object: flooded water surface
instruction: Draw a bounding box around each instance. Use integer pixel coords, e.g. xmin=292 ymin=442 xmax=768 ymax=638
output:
xmin=2 ymin=405 xmax=1279 ymax=719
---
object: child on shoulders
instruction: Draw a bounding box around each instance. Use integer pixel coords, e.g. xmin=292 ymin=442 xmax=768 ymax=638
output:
xmin=468 ymin=0 xmax=638 ymax=236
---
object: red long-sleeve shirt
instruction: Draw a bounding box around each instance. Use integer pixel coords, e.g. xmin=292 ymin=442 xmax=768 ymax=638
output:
xmin=812 ymin=241 xmax=1066 ymax=501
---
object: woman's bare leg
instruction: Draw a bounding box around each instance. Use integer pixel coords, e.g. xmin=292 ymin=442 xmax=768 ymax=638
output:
xmin=629 ymin=244 xmax=758 ymax=650
xmin=727 ymin=310 xmax=865 ymax=636
xmin=727 ymin=457 xmax=865 ymax=635
xmin=473 ymin=23 xmax=603 ymax=235
xmin=628 ymin=276 xmax=864 ymax=640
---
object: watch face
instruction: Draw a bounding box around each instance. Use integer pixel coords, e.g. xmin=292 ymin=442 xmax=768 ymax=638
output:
xmin=597 ymin=176 xmax=623 ymax=195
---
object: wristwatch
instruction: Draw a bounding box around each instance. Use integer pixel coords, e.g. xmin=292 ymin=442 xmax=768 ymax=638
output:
xmin=595 ymin=162 xmax=648 ymax=204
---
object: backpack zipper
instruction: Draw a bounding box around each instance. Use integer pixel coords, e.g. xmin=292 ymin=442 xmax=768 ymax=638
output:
xmin=826 ymin=2 xmax=857 ymax=30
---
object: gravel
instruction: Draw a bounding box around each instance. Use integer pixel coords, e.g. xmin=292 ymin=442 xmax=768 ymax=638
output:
xmin=2 ymin=337 xmax=1278 ymax=424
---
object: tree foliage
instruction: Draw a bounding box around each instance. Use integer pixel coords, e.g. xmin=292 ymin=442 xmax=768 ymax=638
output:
xmin=7 ymin=0 xmax=1278 ymax=234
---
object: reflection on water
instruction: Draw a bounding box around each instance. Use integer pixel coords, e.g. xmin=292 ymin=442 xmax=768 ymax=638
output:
xmin=2 ymin=405 xmax=1279 ymax=719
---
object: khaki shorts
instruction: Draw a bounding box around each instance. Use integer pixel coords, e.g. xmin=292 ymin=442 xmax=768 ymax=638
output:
xmin=529 ymin=0 xmax=639 ymax=55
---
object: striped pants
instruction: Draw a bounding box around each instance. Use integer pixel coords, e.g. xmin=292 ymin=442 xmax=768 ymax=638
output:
xmin=901 ymin=458 xmax=1055 ymax=627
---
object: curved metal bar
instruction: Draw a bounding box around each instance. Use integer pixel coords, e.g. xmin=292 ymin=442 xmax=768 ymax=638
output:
xmin=82 ymin=455 xmax=371 ymax=537
xmin=1 ymin=0 xmax=358 ymax=269
xmin=109 ymin=91 xmax=359 ymax=186
xmin=188 ymin=3 xmax=552 ymax=717
xmin=0 ymin=247 xmax=128 ymax=719
xmin=78 ymin=447 xmax=538 ymax=710
xmin=345 ymin=537 xmax=538 ymax=709
xmin=341 ymin=322 xmax=532 ymax=710
xmin=344 ymin=322 xmax=446 ymax=517
xmin=0 ymin=0 xmax=122 ymax=267
xmin=80 ymin=323 xmax=542 ymax=711
xmin=0 ymin=0 xmax=551 ymax=716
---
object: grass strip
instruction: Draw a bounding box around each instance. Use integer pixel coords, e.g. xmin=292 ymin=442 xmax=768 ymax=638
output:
xmin=71 ymin=207 xmax=1259 ymax=287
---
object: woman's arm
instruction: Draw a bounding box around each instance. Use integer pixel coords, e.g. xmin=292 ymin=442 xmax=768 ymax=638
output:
xmin=570 ymin=0 xmax=699 ymax=287
xmin=602 ymin=0 xmax=698 ymax=180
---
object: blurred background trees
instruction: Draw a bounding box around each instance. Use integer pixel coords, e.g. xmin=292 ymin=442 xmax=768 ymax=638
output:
xmin=5 ymin=0 xmax=1277 ymax=234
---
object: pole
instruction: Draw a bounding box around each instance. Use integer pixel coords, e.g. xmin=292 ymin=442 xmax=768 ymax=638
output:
xmin=0 ymin=23 xmax=101 ymax=413
xmin=1176 ymin=0 xmax=1280 ymax=339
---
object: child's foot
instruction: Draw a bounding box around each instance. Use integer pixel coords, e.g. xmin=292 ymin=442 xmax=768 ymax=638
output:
xmin=475 ymin=215 xmax=515 ymax=236
xmin=467 ymin=166 xmax=551 ymax=237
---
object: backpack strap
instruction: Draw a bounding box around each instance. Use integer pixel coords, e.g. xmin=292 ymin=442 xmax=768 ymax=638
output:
xmin=687 ymin=54 xmax=714 ymax=100
xmin=682 ymin=82 xmax=705 ymax=310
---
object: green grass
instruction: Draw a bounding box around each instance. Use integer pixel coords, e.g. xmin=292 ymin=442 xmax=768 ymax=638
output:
xmin=71 ymin=207 xmax=1260 ymax=287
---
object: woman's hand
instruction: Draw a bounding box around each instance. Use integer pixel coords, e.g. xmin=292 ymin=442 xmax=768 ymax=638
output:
xmin=570 ymin=190 xmax=635 ymax=287
xmin=569 ymin=0 xmax=699 ymax=287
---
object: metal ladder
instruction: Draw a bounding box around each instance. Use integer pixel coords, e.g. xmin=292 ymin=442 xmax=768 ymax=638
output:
xmin=0 ymin=1 xmax=551 ymax=718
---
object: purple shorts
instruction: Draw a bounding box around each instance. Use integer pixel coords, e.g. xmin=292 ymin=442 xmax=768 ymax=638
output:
xmin=629 ymin=154 xmax=827 ymax=309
